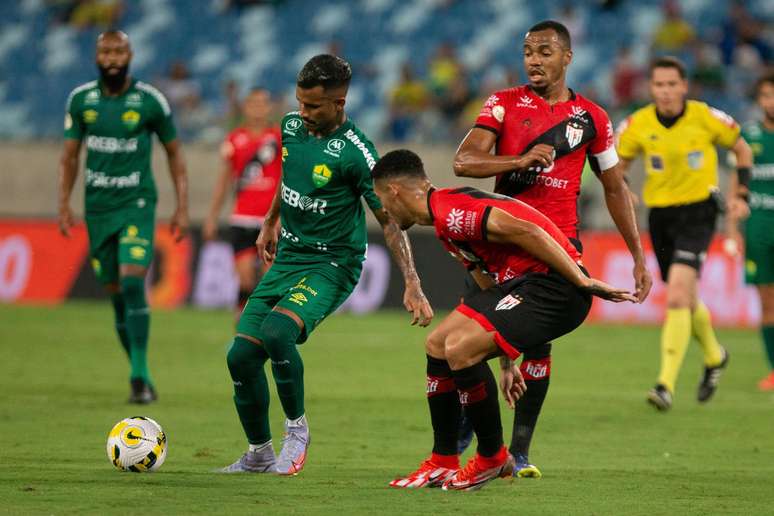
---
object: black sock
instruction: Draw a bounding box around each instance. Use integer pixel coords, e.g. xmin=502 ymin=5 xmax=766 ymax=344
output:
xmin=451 ymin=362 xmax=503 ymax=457
xmin=510 ymin=354 xmax=551 ymax=459
xmin=426 ymin=355 xmax=460 ymax=456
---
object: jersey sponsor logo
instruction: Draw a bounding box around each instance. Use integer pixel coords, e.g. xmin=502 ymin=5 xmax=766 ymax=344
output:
xmin=750 ymin=192 xmax=774 ymax=211
xmin=752 ymin=164 xmax=774 ymax=179
xmin=495 ymin=293 xmax=522 ymax=311
xmin=84 ymin=89 xmax=100 ymax=105
xmin=687 ymin=150 xmax=703 ymax=170
xmin=325 ymin=138 xmax=346 ymax=158
xmin=312 ymin=164 xmax=333 ymax=187
xmin=280 ymin=182 xmax=328 ymax=214
xmin=86 ymin=135 xmax=139 ymax=153
xmin=344 ymin=129 xmax=377 ymax=170
xmin=280 ymin=226 xmax=300 ymax=243
xmin=565 ymin=122 xmax=584 ymax=149
xmin=85 ymin=168 xmax=141 ymax=189
xmin=446 ymin=208 xmax=464 ymax=234
xmin=517 ymin=95 xmax=537 ymax=109
xmin=122 ymin=110 xmax=141 ymax=130
xmin=83 ymin=109 xmax=98 ymax=124
xmin=125 ymin=92 xmax=142 ymax=107
xmin=484 ymin=94 xmax=499 ymax=107
xmin=284 ymin=117 xmax=303 ymax=133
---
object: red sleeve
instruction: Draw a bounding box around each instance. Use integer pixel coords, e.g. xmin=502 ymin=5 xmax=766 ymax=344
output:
xmin=474 ymin=90 xmax=507 ymax=135
xmin=587 ymin=104 xmax=619 ymax=171
xmin=434 ymin=192 xmax=489 ymax=243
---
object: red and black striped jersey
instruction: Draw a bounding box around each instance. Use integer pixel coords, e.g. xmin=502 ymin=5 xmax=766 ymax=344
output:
xmin=475 ymin=85 xmax=618 ymax=239
xmin=428 ymin=187 xmax=582 ymax=284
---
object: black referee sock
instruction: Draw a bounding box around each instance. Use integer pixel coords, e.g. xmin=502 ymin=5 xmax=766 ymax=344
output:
xmin=426 ymin=355 xmax=460 ymax=456
xmin=451 ymin=362 xmax=503 ymax=458
xmin=510 ymin=377 xmax=549 ymax=459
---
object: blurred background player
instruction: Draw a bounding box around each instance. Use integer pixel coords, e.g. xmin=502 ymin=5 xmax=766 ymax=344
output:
xmin=728 ymin=72 xmax=774 ymax=391
xmin=203 ymin=88 xmax=282 ymax=318
xmin=58 ymin=30 xmax=189 ymax=404
xmin=221 ymin=55 xmax=433 ymax=476
xmin=453 ymin=20 xmax=652 ymax=477
xmin=616 ymin=56 xmax=753 ymax=410
xmin=373 ymin=150 xmax=636 ymax=491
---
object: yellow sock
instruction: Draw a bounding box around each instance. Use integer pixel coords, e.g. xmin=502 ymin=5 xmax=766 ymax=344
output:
xmin=692 ymin=301 xmax=723 ymax=367
xmin=657 ymin=308 xmax=692 ymax=393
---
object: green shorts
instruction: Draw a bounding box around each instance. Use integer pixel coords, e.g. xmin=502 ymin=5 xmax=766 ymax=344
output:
xmin=745 ymin=213 xmax=774 ymax=285
xmin=236 ymin=261 xmax=361 ymax=344
xmin=85 ymin=202 xmax=156 ymax=285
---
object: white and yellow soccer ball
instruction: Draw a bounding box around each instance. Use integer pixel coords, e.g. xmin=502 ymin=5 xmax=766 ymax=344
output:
xmin=106 ymin=416 xmax=167 ymax=472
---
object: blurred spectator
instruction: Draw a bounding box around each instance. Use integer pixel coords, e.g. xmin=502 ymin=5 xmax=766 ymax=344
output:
xmin=158 ymin=61 xmax=211 ymax=140
xmin=611 ymin=46 xmax=643 ymax=109
xmin=651 ymin=0 xmax=695 ymax=52
xmin=690 ymin=42 xmax=725 ymax=96
xmin=387 ymin=63 xmax=429 ymax=141
xmin=216 ymin=80 xmax=244 ymax=132
xmin=48 ymin=0 xmax=123 ymax=29
xmin=555 ymin=4 xmax=587 ymax=45
xmin=720 ymin=2 xmax=772 ymax=66
xmin=427 ymin=42 xmax=463 ymax=98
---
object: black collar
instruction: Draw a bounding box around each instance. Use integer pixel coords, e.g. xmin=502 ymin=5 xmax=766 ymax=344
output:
xmin=656 ymin=104 xmax=686 ymax=128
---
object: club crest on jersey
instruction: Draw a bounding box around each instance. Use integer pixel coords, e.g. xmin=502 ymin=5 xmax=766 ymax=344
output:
xmin=687 ymin=151 xmax=704 ymax=170
xmin=565 ymin=122 xmax=584 ymax=149
xmin=122 ymin=110 xmax=140 ymax=129
xmin=324 ymin=138 xmax=346 ymax=158
xmin=495 ymin=294 xmax=522 ymax=311
xmin=312 ymin=163 xmax=333 ymax=187
xmin=446 ymin=208 xmax=464 ymax=234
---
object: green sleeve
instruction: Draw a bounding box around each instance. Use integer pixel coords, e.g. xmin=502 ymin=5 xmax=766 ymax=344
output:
xmin=143 ymin=86 xmax=177 ymax=143
xmin=347 ymin=141 xmax=382 ymax=211
xmin=63 ymin=93 xmax=85 ymax=140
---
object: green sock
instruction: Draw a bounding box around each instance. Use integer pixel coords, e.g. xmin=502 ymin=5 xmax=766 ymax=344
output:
xmin=763 ymin=326 xmax=774 ymax=370
xmin=121 ymin=276 xmax=151 ymax=384
xmin=260 ymin=311 xmax=304 ymax=420
xmin=227 ymin=337 xmax=272 ymax=444
xmin=110 ymin=292 xmax=131 ymax=357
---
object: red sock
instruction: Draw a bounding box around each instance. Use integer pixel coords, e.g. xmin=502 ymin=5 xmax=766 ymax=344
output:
xmin=431 ymin=452 xmax=460 ymax=469
xmin=476 ymin=446 xmax=507 ymax=468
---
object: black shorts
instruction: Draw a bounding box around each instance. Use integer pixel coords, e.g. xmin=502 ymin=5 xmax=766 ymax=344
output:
xmin=230 ymin=225 xmax=260 ymax=258
xmin=457 ymin=270 xmax=592 ymax=359
xmin=648 ymin=198 xmax=717 ymax=281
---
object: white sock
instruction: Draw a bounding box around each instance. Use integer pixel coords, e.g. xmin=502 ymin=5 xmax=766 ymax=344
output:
xmin=248 ymin=441 xmax=272 ymax=453
xmin=287 ymin=414 xmax=306 ymax=427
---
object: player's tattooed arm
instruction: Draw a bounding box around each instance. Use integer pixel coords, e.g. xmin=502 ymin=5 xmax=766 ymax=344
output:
xmin=162 ymin=139 xmax=190 ymax=242
xmin=597 ymin=161 xmax=652 ymax=303
xmin=372 ymin=207 xmax=434 ymax=327
xmin=58 ymin=138 xmax=82 ymax=237
xmin=453 ymin=128 xmax=554 ymax=178
xmin=486 ymin=207 xmax=637 ymax=303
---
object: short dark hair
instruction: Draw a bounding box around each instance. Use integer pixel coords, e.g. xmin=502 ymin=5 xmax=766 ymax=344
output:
xmin=649 ymin=56 xmax=687 ymax=79
xmin=297 ymin=54 xmax=352 ymax=90
xmin=527 ymin=20 xmax=571 ymax=49
xmin=371 ymin=149 xmax=427 ymax=181
xmin=755 ymin=70 xmax=774 ymax=95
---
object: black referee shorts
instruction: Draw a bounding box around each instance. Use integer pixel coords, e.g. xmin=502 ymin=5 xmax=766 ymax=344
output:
xmin=457 ymin=270 xmax=592 ymax=360
xmin=229 ymin=225 xmax=261 ymax=259
xmin=648 ymin=197 xmax=718 ymax=282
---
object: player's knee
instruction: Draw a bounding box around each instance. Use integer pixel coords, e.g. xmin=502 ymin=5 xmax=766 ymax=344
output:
xmin=226 ymin=336 xmax=262 ymax=379
xmin=258 ymin=311 xmax=301 ymax=360
xmin=665 ymin=281 xmax=692 ymax=309
xmin=425 ymin=327 xmax=446 ymax=359
xmin=443 ymin=333 xmax=476 ymax=369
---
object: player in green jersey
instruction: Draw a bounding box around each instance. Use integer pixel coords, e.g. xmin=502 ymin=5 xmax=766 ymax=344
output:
xmin=221 ymin=55 xmax=433 ymax=475
xmin=728 ymin=72 xmax=774 ymax=391
xmin=57 ymin=31 xmax=189 ymax=404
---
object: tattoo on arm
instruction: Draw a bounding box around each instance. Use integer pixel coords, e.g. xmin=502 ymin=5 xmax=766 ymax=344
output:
xmin=376 ymin=208 xmax=419 ymax=282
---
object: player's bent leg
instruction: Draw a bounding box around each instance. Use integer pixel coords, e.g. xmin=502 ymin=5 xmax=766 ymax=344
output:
xmin=758 ymin=285 xmax=774 ymax=391
xmin=221 ymin=334 xmax=277 ymax=473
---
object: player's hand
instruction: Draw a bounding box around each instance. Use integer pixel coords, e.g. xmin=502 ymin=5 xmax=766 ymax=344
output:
xmin=500 ymin=364 xmax=527 ymax=409
xmin=723 ymin=229 xmax=744 ymax=258
xmin=403 ymin=281 xmax=433 ymax=327
xmin=202 ymin=218 xmax=218 ymax=241
xmin=170 ymin=208 xmax=189 ymax=242
xmin=727 ymin=197 xmax=750 ymax=221
xmin=516 ymin=144 xmax=554 ymax=171
xmin=633 ymin=261 xmax=652 ymax=303
xmin=58 ymin=205 xmax=75 ymax=238
xmin=256 ymin=221 xmax=279 ymax=265
xmin=580 ymin=278 xmax=638 ymax=303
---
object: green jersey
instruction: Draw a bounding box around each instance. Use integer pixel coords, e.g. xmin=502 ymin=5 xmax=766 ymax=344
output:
xmin=276 ymin=111 xmax=382 ymax=267
xmin=742 ymin=121 xmax=774 ymax=218
xmin=63 ymin=79 xmax=177 ymax=215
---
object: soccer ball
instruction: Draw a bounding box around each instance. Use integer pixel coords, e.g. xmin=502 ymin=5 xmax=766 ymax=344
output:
xmin=106 ymin=416 xmax=167 ymax=472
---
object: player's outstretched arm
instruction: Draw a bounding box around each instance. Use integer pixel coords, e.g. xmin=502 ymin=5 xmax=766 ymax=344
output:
xmin=486 ymin=207 xmax=637 ymax=303
xmin=162 ymin=139 xmax=190 ymax=242
xmin=597 ymin=161 xmax=652 ymax=303
xmin=58 ymin=138 xmax=82 ymax=238
xmin=372 ymin=207 xmax=433 ymax=327
xmin=453 ymin=128 xmax=554 ymax=178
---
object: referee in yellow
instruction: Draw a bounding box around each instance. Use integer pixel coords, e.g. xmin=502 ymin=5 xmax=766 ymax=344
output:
xmin=616 ymin=56 xmax=753 ymax=410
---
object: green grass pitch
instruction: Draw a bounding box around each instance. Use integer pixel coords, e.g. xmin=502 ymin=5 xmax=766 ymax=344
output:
xmin=1 ymin=302 xmax=773 ymax=515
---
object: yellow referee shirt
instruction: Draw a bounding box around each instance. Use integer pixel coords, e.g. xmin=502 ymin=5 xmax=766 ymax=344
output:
xmin=616 ymin=100 xmax=740 ymax=208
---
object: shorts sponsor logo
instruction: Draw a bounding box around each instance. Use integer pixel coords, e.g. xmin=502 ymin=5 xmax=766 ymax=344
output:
xmin=281 ymin=182 xmax=327 ymax=214
xmin=122 ymin=110 xmax=141 ymax=130
xmin=325 ymin=138 xmax=346 ymax=158
xmin=129 ymin=246 xmax=147 ymax=260
xmin=289 ymin=292 xmax=308 ymax=306
xmin=446 ymin=208 xmax=464 ymax=234
xmin=86 ymin=136 xmax=139 ymax=154
xmin=284 ymin=117 xmax=302 ymax=133
xmin=292 ymin=277 xmax=318 ymax=296
xmin=83 ymin=109 xmax=98 ymax=123
xmin=495 ymin=294 xmax=522 ymax=311
xmin=91 ymin=258 xmax=101 ymax=275
xmin=523 ymin=360 xmax=549 ymax=379
xmin=85 ymin=169 xmax=141 ymax=189
xmin=312 ymin=163 xmax=333 ymax=188
xmin=427 ymin=378 xmax=439 ymax=394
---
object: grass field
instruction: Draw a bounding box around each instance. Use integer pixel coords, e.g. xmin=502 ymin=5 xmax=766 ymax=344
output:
xmin=1 ymin=302 xmax=773 ymax=515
